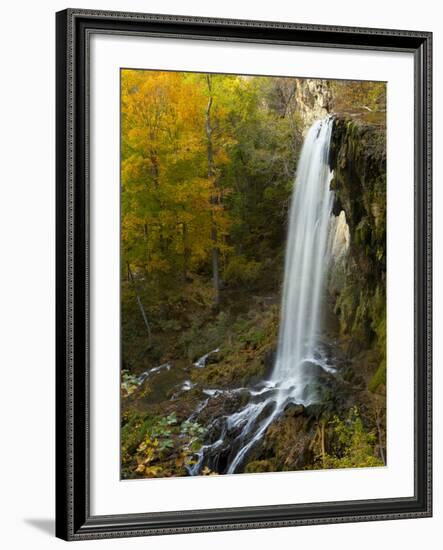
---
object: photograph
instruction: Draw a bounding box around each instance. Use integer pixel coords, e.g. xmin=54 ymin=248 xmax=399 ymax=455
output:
xmin=120 ymin=69 xmax=387 ymax=479
xmin=0 ymin=0 xmax=437 ymax=546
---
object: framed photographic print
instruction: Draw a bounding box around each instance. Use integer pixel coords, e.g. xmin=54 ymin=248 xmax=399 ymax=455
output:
xmin=55 ymin=8 xmax=432 ymax=540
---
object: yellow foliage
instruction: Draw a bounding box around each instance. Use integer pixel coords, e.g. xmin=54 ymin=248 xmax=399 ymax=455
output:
xmin=121 ymin=69 xmax=234 ymax=279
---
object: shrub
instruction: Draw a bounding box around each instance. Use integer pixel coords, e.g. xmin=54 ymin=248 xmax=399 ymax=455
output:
xmin=224 ymin=256 xmax=261 ymax=286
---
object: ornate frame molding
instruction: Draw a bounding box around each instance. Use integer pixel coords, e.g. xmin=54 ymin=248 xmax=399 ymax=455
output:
xmin=55 ymin=9 xmax=432 ymax=540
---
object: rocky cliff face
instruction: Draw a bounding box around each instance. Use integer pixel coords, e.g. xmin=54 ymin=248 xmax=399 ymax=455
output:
xmin=294 ymin=79 xmax=332 ymax=133
xmin=328 ymin=117 xmax=387 ymax=391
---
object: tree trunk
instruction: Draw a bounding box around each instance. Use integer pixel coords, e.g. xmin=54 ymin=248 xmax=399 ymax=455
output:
xmin=320 ymin=421 xmax=326 ymax=462
xmin=127 ymin=262 xmax=152 ymax=347
xmin=182 ymin=222 xmax=191 ymax=282
xmin=143 ymin=223 xmax=151 ymax=266
xmin=205 ymin=75 xmax=220 ymax=306
xmin=376 ymin=411 xmax=386 ymax=465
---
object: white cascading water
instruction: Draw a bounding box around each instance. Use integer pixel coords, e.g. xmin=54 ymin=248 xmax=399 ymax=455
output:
xmin=189 ymin=117 xmax=336 ymax=475
xmin=272 ymin=116 xmax=334 ymax=400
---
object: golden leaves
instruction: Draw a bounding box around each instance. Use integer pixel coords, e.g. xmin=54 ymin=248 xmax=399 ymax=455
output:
xmin=121 ymin=69 xmax=236 ymax=280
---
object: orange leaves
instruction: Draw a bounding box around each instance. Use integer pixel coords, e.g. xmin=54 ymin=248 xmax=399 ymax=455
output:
xmin=121 ymin=69 xmax=237 ymax=282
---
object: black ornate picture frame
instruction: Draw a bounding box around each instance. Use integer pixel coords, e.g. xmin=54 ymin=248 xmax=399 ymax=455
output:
xmin=55 ymin=8 xmax=432 ymax=541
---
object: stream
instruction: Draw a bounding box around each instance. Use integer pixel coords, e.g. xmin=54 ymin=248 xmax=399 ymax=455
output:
xmin=185 ymin=342 xmax=338 ymax=475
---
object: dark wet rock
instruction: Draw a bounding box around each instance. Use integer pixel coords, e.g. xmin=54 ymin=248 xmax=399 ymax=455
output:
xmin=300 ymin=361 xmax=331 ymax=381
xmin=342 ymin=365 xmax=355 ymax=382
xmin=263 ymin=349 xmax=276 ymax=374
xmin=304 ymin=403 xmax=326 ymax=421
xmin=206 ymin=352 xmax=221 ymax=365
xmin=261 ymin=409 xmax=314 ymax=470
xmin=283 ymin=403 xmax=305 ymax=418
xmin=197 ymin=390 xmax=250 ymax=426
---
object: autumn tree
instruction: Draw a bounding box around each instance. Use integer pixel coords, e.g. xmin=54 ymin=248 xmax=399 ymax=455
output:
xmin=122 ymin=71 xmax=215 ymax=287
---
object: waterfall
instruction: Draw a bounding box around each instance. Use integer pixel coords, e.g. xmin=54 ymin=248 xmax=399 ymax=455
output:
xmin=272 ymin=117 xmax=334 ymax=402
xmin=190 ymin=118 xmax=336 ymax=475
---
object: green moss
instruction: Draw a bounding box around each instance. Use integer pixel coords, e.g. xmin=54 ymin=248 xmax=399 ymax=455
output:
xmin=239 ymin=327 xmax=266 ymax=347
xmin=189 ymin=303 xmax=279 ymax=388
xmin=355 ymin=219 xmax=371 ymax=247
xmin=368 ymin=359 xmax=386 ymax=392
xmin=245 ymin=460 xmax=275 ymax=473
xmin=329 ymin=117 xmax=387 ymax=376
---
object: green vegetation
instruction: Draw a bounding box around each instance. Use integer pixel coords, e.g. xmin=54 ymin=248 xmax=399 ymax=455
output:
xmin=121 ymin=411 xmax=213 ymax=478
xmin=318 ymin=408 xmax=384 ymax=469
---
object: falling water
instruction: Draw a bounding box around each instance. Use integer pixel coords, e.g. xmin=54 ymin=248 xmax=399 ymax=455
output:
xmin=189 ymin=118 xmax=336 ymax=475
xmin=272 ymin=116 xmax=334 ymax=400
